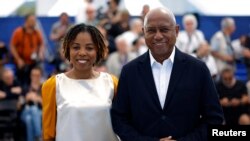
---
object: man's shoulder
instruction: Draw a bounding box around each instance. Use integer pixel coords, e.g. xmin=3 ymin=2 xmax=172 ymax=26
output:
xmin=177 ymin=51 xmax=212 ymax=79
xmin=235 ymin=80 xmax=247 ymax=88
xmin=13 ymin=27 xmax=23 ymax=34
xmin=178 ymin=50 xmax=206 ymax=68
xmin=11 ymin=27 xmax=23 ymax=40
xmin=52 ymin=21 xmax=61 ymax=28
xmin=177 ymin=31 xmax=187 ymax=38
xmin=124 ymin=50 xmax=205 ymax=67
xmin=211 ymin=31 xmax=223 ymax=39
xmin=106 ymin=52 xmax=119 ymax=62
xmin=177 ymin=49 xmax=198 ymax=61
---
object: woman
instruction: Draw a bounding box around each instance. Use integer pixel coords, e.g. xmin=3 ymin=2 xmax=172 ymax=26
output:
xmin=21 ymin=67 xmax=43 ymax=141
xmin=42 ymin=24 xmax=118 ymax=141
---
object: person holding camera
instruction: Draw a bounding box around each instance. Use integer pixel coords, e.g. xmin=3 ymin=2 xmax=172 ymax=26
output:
xmin=20 ymin=67 xmax=43 ymax=141
xmin=10 ymin=13 xmax=44 ymax=87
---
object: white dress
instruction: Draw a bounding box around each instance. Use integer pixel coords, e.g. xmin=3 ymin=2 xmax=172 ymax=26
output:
xmin=55 ymin=72 xmax=119 ymax=141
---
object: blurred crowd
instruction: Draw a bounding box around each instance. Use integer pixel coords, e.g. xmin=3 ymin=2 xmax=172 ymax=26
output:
xmin=0 ymin=0 xmax=250 ymax=140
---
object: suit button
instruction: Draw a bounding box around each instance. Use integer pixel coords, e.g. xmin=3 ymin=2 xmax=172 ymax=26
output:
xmin=161 ymin=115 xmax=166 ymax=120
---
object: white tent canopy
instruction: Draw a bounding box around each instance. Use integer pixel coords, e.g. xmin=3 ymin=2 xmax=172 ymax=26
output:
xmin=189 ymin=0 xmax=250 ymax=16
xmin=1 ymin=0 xmax=250 ymax=17
xmin=0 ymin=0 xmax=26 ymax=17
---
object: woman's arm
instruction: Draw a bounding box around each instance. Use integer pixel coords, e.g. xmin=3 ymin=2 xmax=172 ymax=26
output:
xmin=42 ymin=76 xmax=57 ymax=140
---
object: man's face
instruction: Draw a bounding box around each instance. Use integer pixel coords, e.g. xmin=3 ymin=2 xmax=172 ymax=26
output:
xmin=108 ymin=0 xmax=117 ymax=10
xmin=222 ymin=71 xmax=234 ymax=87
xmin=26 ymin=15 xmax=36 ymax=29
xmin=142 ymin=5 xmax=150 ymax=16
xmin=86 ymin=7 xmax=96 ymax=20
xmin=228 ymin=24 xmax=236 ymax=35
xmin=184 ymin=20 xmax=195 ymax=33
xmin=60 ymin=14 xmax=69 ymax=24
xmin=143 ymin=11 xmax=179 ymax=61
xmin=2 ymin=70 xmax=14 ymax=86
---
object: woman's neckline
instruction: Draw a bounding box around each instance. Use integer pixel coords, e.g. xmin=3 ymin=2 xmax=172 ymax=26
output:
xmin=62 ymin=71 xmax=102 ymax=81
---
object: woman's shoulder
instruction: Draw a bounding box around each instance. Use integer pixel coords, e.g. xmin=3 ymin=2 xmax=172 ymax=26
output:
xmin=42 ymin=75 xmax=57 ymax=88
xmin=99 ymin=72 xmax=118 ymax=96
xmin=100 ymin=72 xmax=118 ymax=81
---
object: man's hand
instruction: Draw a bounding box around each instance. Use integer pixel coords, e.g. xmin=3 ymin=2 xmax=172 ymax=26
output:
xmin=0 ymin=42 xmax=5 ymax=47
xmin=222 ymin=55 xmax=234 ymax=63
xmin=220 ymin=97 xmax=230 ymax=107
xmin=17 ymin=58 xmax=25 ymax=69
xmin=230 ymin=98 xmax=241 ymax=107
xmin=26 ymin=91 xmax=37 ymax=101
xmin=11 ymin=87 xmax=22 ymax=94
xmin=0 ymin=91 xmax=6 ymax=99
xmin=160 ymin=136 xmax=176 ymax=141
xmin=241 ymin=95 xmax=250 ymax=105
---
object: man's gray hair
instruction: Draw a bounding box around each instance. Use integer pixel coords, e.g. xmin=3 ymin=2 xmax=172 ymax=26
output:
xmin=221 ymin=17 xmax=235 ymax=29
xmin=182 ymin=14 xmax=197 ymax=29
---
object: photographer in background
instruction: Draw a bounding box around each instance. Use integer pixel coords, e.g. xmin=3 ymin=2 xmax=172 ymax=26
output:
xmin=20 ymin=67 xmax=43 ymax=141
xmin=10 ymin=14 xmax=44 ymax=88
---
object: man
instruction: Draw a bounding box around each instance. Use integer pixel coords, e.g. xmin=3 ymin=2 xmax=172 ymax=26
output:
xmin=141 ymin=4 xmax=150 ymax=20
xmin=195 ymin=41 xmax=218 ymax=79
xmin=216 ymin=67 xmax=250 ymax=125
xmin=10 ymin=14 xmax=44 ymax=87
xmin=50 ymin=12 xmax=72 ymax=72
xmin=0 ymin=68 xmax=22 ymax=100
xmin=85 ymin=4 xmax=98 ymax=26
xmin=210 ymin=17 xmax=237 ymax=73
xmin=111 ymin=7 xmax=224 ymax=141
xmin=50 ymin=12 xmax=71 ymax=48
xmin=176 ymin=14 xmax=205 ymax=55
xmin=106 ymin=35 xmax=136 ymax=77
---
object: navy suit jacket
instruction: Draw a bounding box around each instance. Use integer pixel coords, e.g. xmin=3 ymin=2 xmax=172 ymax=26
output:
xmin=111 ymin=48 xmax=224 ymax=141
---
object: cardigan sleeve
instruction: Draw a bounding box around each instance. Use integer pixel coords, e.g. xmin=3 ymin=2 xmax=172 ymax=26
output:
xmin=110 ymin=74 xmax=118 ymax=97
xmin=42 ymin=76 xmax=56 ymax=140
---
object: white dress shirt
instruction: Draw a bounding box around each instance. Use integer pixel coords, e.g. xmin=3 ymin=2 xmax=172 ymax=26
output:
xmin=149 ymin=47 xmax=175 ymax=108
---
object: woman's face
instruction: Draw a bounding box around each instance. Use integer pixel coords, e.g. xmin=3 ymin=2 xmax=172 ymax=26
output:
xmin=69 ymin=32 xmax=97 ymax=72
xmin=30 ymin=69 xmax=42 ymax=83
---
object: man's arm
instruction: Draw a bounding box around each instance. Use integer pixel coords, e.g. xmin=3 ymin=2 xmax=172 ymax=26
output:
xmin=10 ymin=44 xmax=25 ymax=69
xmin=210 ymin=36 xmax=234 ymax=63
xmin=10 ymin=30 xmax=24 ymax=68
xmin=38 ymin=43 xmax=45 ymax=61
xmin=177 ymin=63 xmax=224 ymax=141
xmin=211 ymin=51 xmax=234 ymax=63
xmin=111 ymin=68 xmax=159 ymax=141
xmin=50 ymin=24 xmax=59 ymax=41
xmin=36 ymin=31 xmax=45 ymax=61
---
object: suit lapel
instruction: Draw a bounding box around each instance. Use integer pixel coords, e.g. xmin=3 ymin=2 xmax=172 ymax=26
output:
xmin=163 ymin=48 xmax=187 ymax=110
xmin=139 ymin=52 xmax=162 ymax=110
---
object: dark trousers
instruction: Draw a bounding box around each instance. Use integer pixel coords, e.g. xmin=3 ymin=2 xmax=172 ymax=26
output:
xmin=16 ymin=63 xmax=36 ymax=87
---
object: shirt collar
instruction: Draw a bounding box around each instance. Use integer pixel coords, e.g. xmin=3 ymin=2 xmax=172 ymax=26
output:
xmin=149 ymin=46 xmax=175 ymax=66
